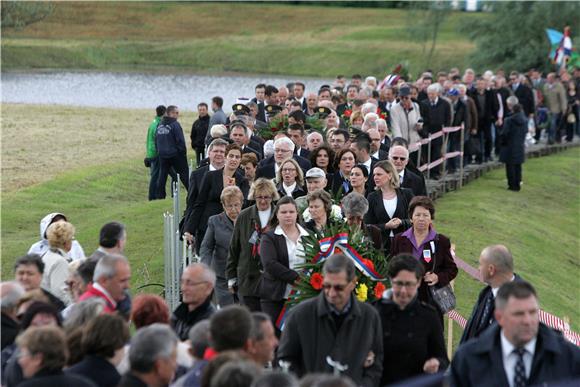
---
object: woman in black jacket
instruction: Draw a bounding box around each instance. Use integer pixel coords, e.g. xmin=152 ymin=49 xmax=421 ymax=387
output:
xmin=364 ymin=160 xmax=414 ymax=253
xmin=187 ymin=144 xmax=249 ymax=251
xmin=258 ymin=196 xmax=309 ymax=330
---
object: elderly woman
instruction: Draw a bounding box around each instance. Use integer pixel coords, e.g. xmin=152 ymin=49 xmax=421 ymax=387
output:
xmin=390 ymin=196 xmax=458 ymax=321
xmin=66 ymin=314 xmax=130 ymax=387
xmin=349 ymin=164 xmax=369 ymax=197
xmin=350 ymin=111 xmax=364 ymax=127
xmin=259 ymin=196 xmax=309 ymax=328
xmin=375 ymin=254 xmax=448 ymax=385
xmin=42 ymin=221 xmax=76 ymax=305
xmin=365 ymin=160 xmax=414 ymax=253
xmin=499 ymin=96 xmax=528 ymax=192
xmin=28 ymin=212 xmax=85 ymax=261
xmin=329 ymin=148 xmax=356 ymax=197
xmin=276 ymin=158 xmax=306 ymax=199
xmin=341 ymin=192 xmax=382 ymax=250
xmin=226 ymin=178 xmax=279 ymax=313
xmin=303 ymin=189 xmax=333 ymax=234
xmin=187 ymin=143 xmax=249 ymax=251
xmin=16 ymin=326 xmax=95 ymax=387
xmin=200 ymin=186 xmax=244 ymax=307
xmin=309 ymin=145 xmax=335 ymax=174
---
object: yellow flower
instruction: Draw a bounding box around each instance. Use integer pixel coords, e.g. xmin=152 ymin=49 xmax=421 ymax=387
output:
xmin=356 ymin=283 xmax=368 ymax=302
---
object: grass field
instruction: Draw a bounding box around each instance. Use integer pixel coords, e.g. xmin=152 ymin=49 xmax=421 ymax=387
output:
xmin=1 ymin=2 xmax=481 ymax=77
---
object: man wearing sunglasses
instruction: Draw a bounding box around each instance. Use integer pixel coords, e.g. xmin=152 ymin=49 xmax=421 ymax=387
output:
xmin=389 ymin=144 xmax=427 ymax=196
xmin=277 ymin=254 xmax=383 ymax=387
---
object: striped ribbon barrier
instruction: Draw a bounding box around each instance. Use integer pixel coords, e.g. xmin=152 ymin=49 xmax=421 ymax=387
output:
xmin=449 ymin=248 xmax=580 ymax=346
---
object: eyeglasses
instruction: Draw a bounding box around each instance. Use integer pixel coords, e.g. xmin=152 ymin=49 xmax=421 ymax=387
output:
xmin=391 ymin=156 xmax=407 ymax=161
xmin=282 ymin=168 xmax=296 ymax=173
xmin=392 ymin=280 xmax=418 ymax=288
xmin=275 ymin=148 xmax=291 ymax=153
xmin=255 ymin=196 xmax=272 ymax=201
xmin=322 ymin=283 xmax=349 ymax=292
xmin=181 ymin=280 xmax=208 ymax=287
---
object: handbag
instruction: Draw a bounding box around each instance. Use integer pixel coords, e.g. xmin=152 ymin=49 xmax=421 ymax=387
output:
xmin=428 ymin=238 xmax=456 ymax=314
xmin=567 ymin=113 xmax=576 ymax=124
xmin=465 ymin=136 xmax=481 ymax=156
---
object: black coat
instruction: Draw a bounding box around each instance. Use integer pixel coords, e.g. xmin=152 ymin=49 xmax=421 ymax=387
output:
xmin=256 ymin=155 xmax=311 ymax=179
xmin=66 ymin=355 xmax=120 ymax=387
xmin=170 ymin=297 xmax=216 ymax=341
xmin=401 ymin=169 xmax=427 ymax=196
xmin=18 ymin=369 xmax=97 ymax=387
xmin=1 ymin=313 xmax=18 ymax=350
xmin=329 ymin=171 xmax=353 ymax=197
xmin=422 ymin=98 xmax=452 ymax=133
xmin=117 ymin=372 xmax=148 ymax=387
xmin=451 ymin=98 xmax=468 ymax=128
xmin=181 ymin=165 xmax=210 ymax=235
xmin=364 ymin=188 xmax=414 ymax=252
xmin=499 ymin=111 xmax=527 ymax=165
xmin=450 ymin=323 xmax=580 ymax=387
xmin=375 ymin=296 xmax=448 ymax=385
xmin=258 ymin=230 xmax=301 ymax=301
xmin=190 ymin=115 xmax=210 ymax=150
xmin=468 ymin=89 xmax=498 ymax=125
xmin=514 ymin=84 xmax=535 ymax=116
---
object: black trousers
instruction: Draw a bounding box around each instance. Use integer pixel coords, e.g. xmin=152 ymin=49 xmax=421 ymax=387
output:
xmin=478 ymin=121 xmax=493 ymax=161
xmin=429 ymin=136 xmax=443 ymax=178
xmin=157 ymin=153 xmax=189 ymax=199
xmin=240 ymin=295 xmax=262 ymax=312
xmin=506 ymin=163 xmax=522 ymax=191
xmin=195 ymin=147 xmax=205 ymax=167
xmin=261 ymin=299 xmax=285 ymax=336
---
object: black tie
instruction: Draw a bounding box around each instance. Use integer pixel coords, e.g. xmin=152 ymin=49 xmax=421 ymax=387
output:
xmin=513 ymin=347 xmax=527 ymax=387
xmin=478 ymin=292 xmax=494 ymax=330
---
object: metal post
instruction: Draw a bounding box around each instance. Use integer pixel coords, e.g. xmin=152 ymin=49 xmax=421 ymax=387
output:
xmin=426 ymin=136 xmax=432 ymax=180
xmin=459 ymin=124 xmax=465 ymax=188
xmin=447 ymin=280 xmax=455 ymax=359
xmin=163 ymin=212 xmax=171 ymax=306
xmin=442 ymin=130 xmax=449 ymax=192
xmin=172 ymin=176 xmax=181 ymax=310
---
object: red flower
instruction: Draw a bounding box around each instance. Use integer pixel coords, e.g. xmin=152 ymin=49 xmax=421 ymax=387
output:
xmin=344 ymin=109 xmax=352 ymax=118
xmin=310 ymin=273 xmax=324 ymax=290
xmin=374 ymin=282 xmax=386 ymax=299
xmin=362 ymin=258 xmax=375 ymax=271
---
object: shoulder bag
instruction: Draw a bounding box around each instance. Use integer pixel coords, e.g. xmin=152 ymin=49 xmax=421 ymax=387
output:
xmin=428 ymin=237 xmax=456 ymax=314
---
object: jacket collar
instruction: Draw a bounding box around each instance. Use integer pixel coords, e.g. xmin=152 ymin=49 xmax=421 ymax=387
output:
xmin=316 ymin=291 xmax=361 ymax=318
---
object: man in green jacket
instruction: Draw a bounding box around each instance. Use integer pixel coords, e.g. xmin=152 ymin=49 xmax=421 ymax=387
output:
xmin=145 ymin=105 xmax=174 ymax=200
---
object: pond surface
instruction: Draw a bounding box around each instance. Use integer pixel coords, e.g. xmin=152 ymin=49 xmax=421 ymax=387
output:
xmin=1 ymin=71 xmax=333 ymax=111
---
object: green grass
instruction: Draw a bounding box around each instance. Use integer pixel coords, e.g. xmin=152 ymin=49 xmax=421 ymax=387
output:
xmin=1 ymin=2 xmax=482 ymax=77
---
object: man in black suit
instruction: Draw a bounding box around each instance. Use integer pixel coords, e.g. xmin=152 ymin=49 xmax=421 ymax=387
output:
xmin=468 ymin=77 xmax=498 ymax=163
xmin=263 ymin=85 xmax=280 ymax=123
xmin=293 ymin=81 xmax=308 ymax=110
xmin=389 ymin=144 xmax=427 ymax=196
xmin=350 ymin=134 xmax=378 ymax=191
xmin=447 ymin=88 xmax=468 ymax=173
xmin=252 ymin=83 xmax=267 ymax=123
xmin=422 ymin=84 xmax=451 ymax=179
xmin=229 ymin=121 xmax=262 ymax=160
xmin=336 ymin=84 xmax=360 ymax=116
xmin=460 ymin=245 xmax=520 ymax=344
xmin=451 ymin=281 xmax=580 ymax=387
xmin=509 ymin=71 xmax=535 ymax=118
xmin=180 ymin=139 xmax=227 ymax=237
xmin=368 ymin=129 xmax=389 ymax=160
xmin=287 ymin=123 xmax=310 ymax=158
xmin=256 ymin=137 xmax=310 ymax=179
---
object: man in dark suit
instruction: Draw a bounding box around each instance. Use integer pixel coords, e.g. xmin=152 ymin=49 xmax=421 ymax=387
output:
xmin=422 ymin=85 xmax=451 ymax=179
xmin=447 ymin=88 xmax=468 ymax=173
xmin=450 ymin=281 xmax=580 ymax=387
xmin=256 ymin=137 xmax=310 ymax=179
xmin=252 ymin=83 xmax=267 ymax=123
xmin=293 ymin=81 xmax=308 ymax=110
xmin=350 ymin=134 xmax=378 ymax=191
xmin=287 ymin=123 xmax=310 ymax=158
xmin=509 ymin=71 xmax=535 ymax=118
xmin=460 ymin=245 xmax=521 ymax=344
xmin=389 ymin=144 xmax=427 ymax=196
xmin=468 ymin=77 xmax=498 ymax=163
xmin=368 ymin=129 xmax=389 ymax=160
xmin=229 ymin=121 xmax=262 ymax=160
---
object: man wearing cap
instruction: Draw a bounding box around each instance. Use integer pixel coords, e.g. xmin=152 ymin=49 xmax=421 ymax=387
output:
xmin=295 ymin=167 xmax=330 ymax=213
xmin=448 ymin=88 xmax=468 ymax=173
xmin=390 ymin=86 xmax=423 ymax=165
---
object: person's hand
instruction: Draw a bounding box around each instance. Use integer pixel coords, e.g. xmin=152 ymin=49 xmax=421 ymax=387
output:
xmin=385 ymin=218 xmax=402 ymax=229
xmin=496 ymin=118 xmax=503 ymax=126
xmin=364 ymin=351 xmax=375 ymax=368
xmin=423 ymin=358 xmax=440 ymax=374
xmin=424 ymin=272 xmax=439 ymax=286
xmin=228 ymin=286 xmax=237 ymax=294
xmin=183 ymin=232 xmax=194 ymax=245
xmin=470 ymin=129 xmax=477 ymax=135
xmin=224 ymin=176 xmax=236 ymax=187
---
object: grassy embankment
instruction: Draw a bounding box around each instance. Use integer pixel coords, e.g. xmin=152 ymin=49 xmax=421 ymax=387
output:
xmin=1 ymin=2 xmax=482 ymax=77
xmin=3 ymin=105 xmax=579 ymax=336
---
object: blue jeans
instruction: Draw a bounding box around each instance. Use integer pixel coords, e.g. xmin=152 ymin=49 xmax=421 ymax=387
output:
xmin=547 ymin=112 xmax=562 ymax=142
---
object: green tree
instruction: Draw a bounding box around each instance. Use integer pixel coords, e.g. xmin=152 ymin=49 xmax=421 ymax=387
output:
xmin=1 ymin=1 xmax=54 ymax=30
xmin=461 ymin=1 xmax=580 ymax=72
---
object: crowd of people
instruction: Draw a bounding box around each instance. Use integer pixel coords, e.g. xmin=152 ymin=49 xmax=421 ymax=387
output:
xmin=2 ymin=67 xmax=580 ymax=387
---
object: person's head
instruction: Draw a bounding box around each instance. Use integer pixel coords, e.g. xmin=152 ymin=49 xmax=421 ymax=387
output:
xmin=306 ymin=131 xmax=324 ymax=150
xmin=277 ymin=158 xmax=304 ymax=187
xmin=350 ymin=136 xmax=371 ymax=162
xmin=93 ymin=254 xmax=131 ymax=302
xmin=46 ymin=221 xmax=75 ymax=252
xmin=293 ymin=81 xmax=306 ymax=99
xmin=341 ymin=192 xmax=368 ymax=228
xmin=330 ymin=129 xmax=349 ymax=152
xmin=197 ymin=102 xmax=209 ymax=117
xmin=373 ymin=160 xmax=399 ymax=190
xmin=212 ymin=96 xmax=224 ymax=111
xmin=388 ymin=254 xmax=424 ymax=309
xmin=63 ymin=298 xmax=105 ymax=332
xmin=310 ymin=145 xmax=334 ymax=172
xmin=99 ymin=221 xmax=127 ymax=253
xmin=506 ymin=95 xmax=520 ymax=112
xmin=14 ymin=254 xmax=44 ymax=291
xmin=230 ymin=123 xmax=250 ymax=147
xmin=0 ymin=281 xmax=25 ymax=318
xmin=389 ymin=145 xmax=409 ymax=173
xmin=131 ymin=294 xmax=170 ymax=328
xmin=476 ymin=77 xmax=488 ymax=91
xmin=241 ymin=153 xmax=258 ymax=181
xmin=495 ymin=281 xmax=539 ymax=348
xmin=307 ymin=189 xmax=333 ymax=221
xmin=255 ymin=84 xmax=266 ymax=101
xmin=209 ymin=359 xmax=262 ymax=387
xmin=181 ymin=263 xmax=216 ymax=311
xmin=248 ymin=178 xmax=279 ymax=211
xmin=278 ymin=86 xmax=290 ymax=104
xmin=20 ymin=301 xmax=62 ymax=330
xmin=65 ymin=260 xmax=84 ymax=302
xmin=221 ymin=186 xmax=244 ymax=221
xmin=210 ymin=124 xmax=228 ymax=140
xmin=408 ymin=196 xmax=435 ymax=233
xmin=265 ymin=85 xmax=279 ymax=105
xmin=273 ymin=137 xmax=295 ymax=164
xmin=426 ymin=84 xmax=440 ymax=102
xmin=306 ymin=375 xmax=357 ymax=387
xmin=306 ymin=93 xmax=318 ymax=110
xmin=349 ymin=164 xmax=369 ymax=190
xmin=17 ymin=325 xmax=67 ymax=378
xmin=82 ymin=314 xmax=129 ymax=364
xmin=188 ymin=319 xmax=211 ymax=360
xmin=225 ymin=143 xmax=243 ymax=170
xmin=367 ymin=129 xmax=382 ymax=154
xmin=129 ymin=324 xmax=179 ymax=385
xmin=478 ymin=245 xmax=515 ymax=287
xmin=76 ymin=258 xmax=97 ymax=290
xmin=269 ymin=196 xmax=299 ymax=229
xmin=210 ymin=305 xmax=253 ymax=352
xmin=318 ymin=87 xmax=332 ymax=102
xmin=208 ymin=138 xmax=228 ymax=168
xmin=334 ymin=148 xmax=356 ymax=176
xmin=251 ymin=371 xmax=299 ymax=387
xmin=322 ymin=254 xmax=357 ymax=311
xmin=155 ymin=105 xmax=167 ymax=118
xmin=287 ymin=123 xmax=305 ymax=146
xmin=349 ymin=111 xmax=364 ymax=127
xmin=304 ymin=167 xmax=328 ymax=193
xmin=247 ymin=312 xmax=279 ymax=366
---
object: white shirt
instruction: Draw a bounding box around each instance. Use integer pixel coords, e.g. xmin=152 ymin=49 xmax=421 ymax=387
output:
xmin=372 ymin=150 xmax=381 ymax=160
xmin=399 ymin=170 xmax=406 ymax=184
xmin=491 ymin=275 xmax=516 ymax=298
xmin=274 ymin=225 xmax=309 ymax=298
xmin=361 ymin=157 xmax=372 ymax=174
xmin=258 ymin=209 xmax=271 ymax=228
xmin=501 ymin=331 xmax=536 ymax=387
xmin=283 ymin=182 xmax=297 ymax=197
xmin=209 ymin=163 xmax=218 ymax=172
xmin=383 ymin=196 xmax=398 ymax=237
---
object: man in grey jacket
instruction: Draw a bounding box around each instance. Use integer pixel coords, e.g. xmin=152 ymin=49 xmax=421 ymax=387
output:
xmin=277 ymin=254 xmax=383 ymax=387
